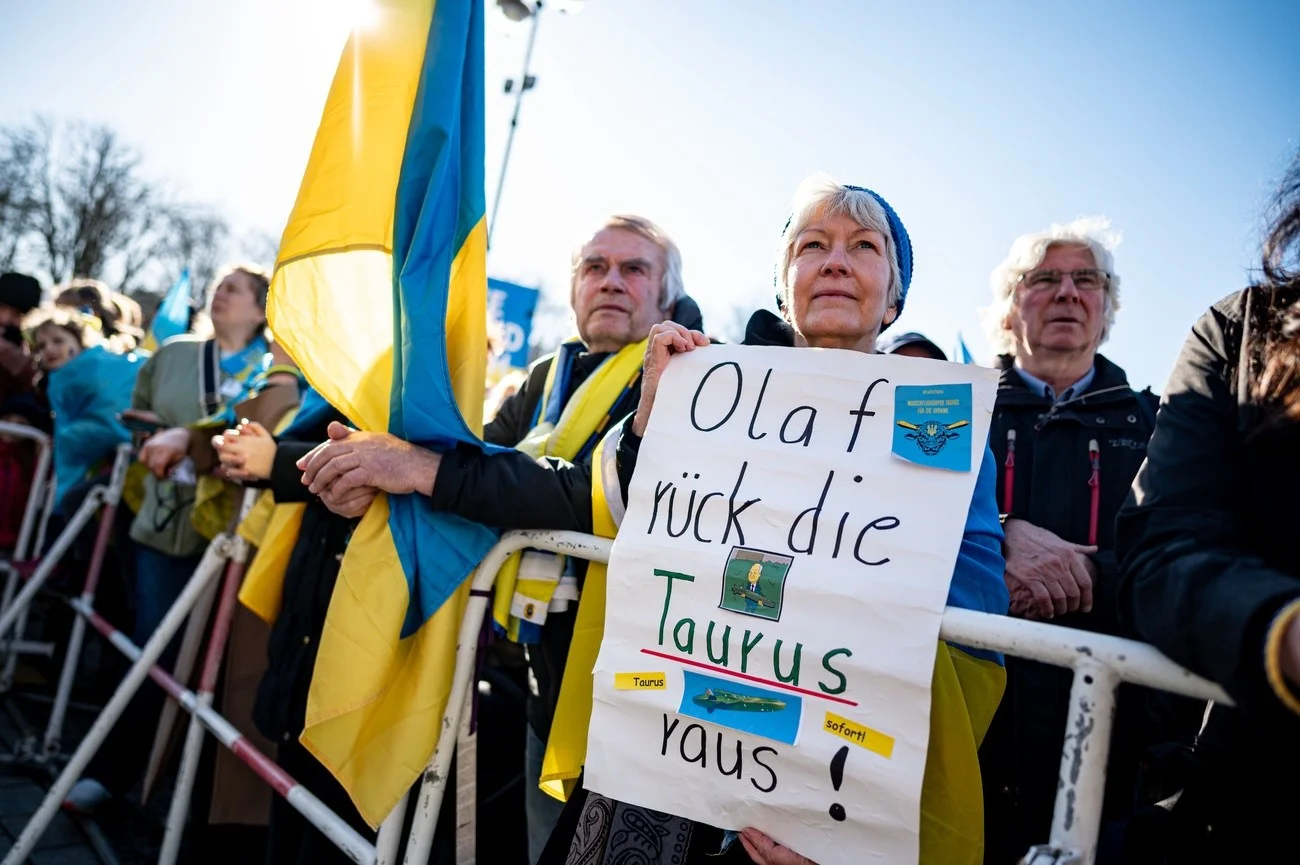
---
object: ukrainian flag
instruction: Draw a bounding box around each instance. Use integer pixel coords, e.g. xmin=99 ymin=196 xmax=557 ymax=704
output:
xmin=266 ymin=0 xmax=500 ymax=827
xmin=142 ymin=268 xmax=191 ymax=351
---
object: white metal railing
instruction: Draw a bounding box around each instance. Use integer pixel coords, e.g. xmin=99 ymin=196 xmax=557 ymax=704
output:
xmin=409 ymin=531 xmax=1232 ymax=865
xmin=0 ymin=420 xmax=56 ymax=692
xmin=5 ymin=527 xmax=1233 ymax=865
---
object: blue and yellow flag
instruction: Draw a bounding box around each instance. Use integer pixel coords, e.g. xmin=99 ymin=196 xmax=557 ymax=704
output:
xmin=266 ymin=0 xmax=499 ymax=827
xmin=142 ymin=268 xmax=191 ymax=351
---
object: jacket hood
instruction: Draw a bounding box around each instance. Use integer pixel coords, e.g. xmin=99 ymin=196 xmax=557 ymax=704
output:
xmin=741 ymin=308 xmax=796 ymax=347
xmin=670 ymin=294 xmax=705 ymax=332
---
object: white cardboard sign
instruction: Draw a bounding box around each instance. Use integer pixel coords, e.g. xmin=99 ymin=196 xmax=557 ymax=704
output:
xmin=584 ymin=344 xmax=998 ymax=865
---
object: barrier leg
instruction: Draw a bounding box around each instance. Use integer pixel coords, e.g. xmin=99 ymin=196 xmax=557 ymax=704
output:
xmin=68 ymin=594 xmax=377 ymax=864
xmin=0 ymin=539 xmax=229 ymax=865
xmin=44 ymin=492 xmax=123 ymax=757
xmin=454 ymin=678 xmax=476 ymax=865
xmin=374 ymin=791 xmax=409 ymax=865
xmin=141 ymin=574 xmax=220 ymax=800
xmin=402 ymin=585 xmax=492 ymax=865
xmin=1021 ymin=659 xmax=1119 ymax=865
xmin=158 ymin=522 xmax=253 ymax=865
xmin=0 ymin=565 xmax=20 ymax=654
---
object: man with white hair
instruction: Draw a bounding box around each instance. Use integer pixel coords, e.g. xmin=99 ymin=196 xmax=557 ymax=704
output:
xmin=298 ymin=214 xmax=703 ymax=863
xmin=976 ymin=218 xmax=1199 ymax=863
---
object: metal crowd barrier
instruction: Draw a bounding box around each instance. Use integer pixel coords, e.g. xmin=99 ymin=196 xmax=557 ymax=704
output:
xmin=4 ymin=526 xmax=1234 ymax=865
xmin=0 ymin=443 xmax=132 ymax=763
xmin=409 ymin=531 xmax=1232 ymax=865
xmin=0 ymin=420 xmax=57 ymax=692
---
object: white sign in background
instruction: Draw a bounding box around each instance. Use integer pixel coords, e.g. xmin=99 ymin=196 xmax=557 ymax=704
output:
xmin=584 ymin=344 xmax=998 ymax=865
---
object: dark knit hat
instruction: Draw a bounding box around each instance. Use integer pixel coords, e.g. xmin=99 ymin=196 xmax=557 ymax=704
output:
xmin=775 ymin=184 xmax=914 ymax=331
xmin=845 ymin=185 xmax=913 ymax=319
xmin=0 ymin=273 xmax=41 ymax=316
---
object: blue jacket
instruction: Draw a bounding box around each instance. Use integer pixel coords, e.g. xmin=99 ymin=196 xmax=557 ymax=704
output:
xmin=47 ymin=346 xmax=143 ymax=508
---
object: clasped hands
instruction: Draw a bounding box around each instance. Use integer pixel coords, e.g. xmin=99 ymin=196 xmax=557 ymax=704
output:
xmin=213 ymin=419 xmax=439 ymax=519
xmin=296 ymin=421 xmax=440 ymax=518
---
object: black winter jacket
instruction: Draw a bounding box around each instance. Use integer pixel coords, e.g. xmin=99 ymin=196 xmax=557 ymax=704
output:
xmin=252 ymin=408 xmax=354 ymax=743
xmin=1116 ymin=286 xmax=1300 ymax=861
xmin=980 ymin=353 xmax=1201 ymax=865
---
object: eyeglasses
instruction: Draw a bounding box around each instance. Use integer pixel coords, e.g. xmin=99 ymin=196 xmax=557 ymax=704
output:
xmin=1018 ymin=268 xmax=1110 ymax=292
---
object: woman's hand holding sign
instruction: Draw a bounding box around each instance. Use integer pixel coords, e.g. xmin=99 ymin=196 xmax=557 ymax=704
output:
xmin=631 ymin=321 xmax=711 ymax=436
xmin=739 ymin=828 xmax=818 ymax=865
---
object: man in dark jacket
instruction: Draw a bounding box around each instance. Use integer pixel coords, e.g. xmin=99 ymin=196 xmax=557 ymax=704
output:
xmin=299 ymin=214 xmax=704 ymax=863
xmin=976 ymin=219 xmax=1199 ymax=864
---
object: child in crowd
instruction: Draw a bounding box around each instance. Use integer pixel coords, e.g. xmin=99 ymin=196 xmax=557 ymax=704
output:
xmin=23 ymin=306 xmax=142 ymax=511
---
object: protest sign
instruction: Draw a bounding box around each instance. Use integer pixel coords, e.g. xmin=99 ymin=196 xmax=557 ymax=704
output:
xmin=585 ymin=343 xmax=998 ymax=865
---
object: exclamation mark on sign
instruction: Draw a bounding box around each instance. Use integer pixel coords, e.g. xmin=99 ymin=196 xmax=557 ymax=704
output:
xmin=828 ymin=745 xmax=849 ymax=822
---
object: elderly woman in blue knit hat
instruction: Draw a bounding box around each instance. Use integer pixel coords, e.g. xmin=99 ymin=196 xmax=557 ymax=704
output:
xmin=539 ymin=176 xmax=1008 ymax=865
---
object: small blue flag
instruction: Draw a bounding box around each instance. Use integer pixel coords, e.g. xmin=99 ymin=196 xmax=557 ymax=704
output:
xmin=147 ymin=269 xmax=192 ymax=349
xmin=954 ymin=332 xmax=975 ymax=365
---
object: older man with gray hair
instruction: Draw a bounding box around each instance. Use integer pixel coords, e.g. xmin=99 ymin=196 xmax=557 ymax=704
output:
xmin=975 ymin=217 xmax=1199 ymax=863
xmin=298 ymin=213 xmax=703 ymax=863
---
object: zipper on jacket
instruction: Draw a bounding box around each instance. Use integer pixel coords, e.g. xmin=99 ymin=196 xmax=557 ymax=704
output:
xmin=1087 ymin=438 xmax=1101 ymax=546
xmin=1002 ymin=428 xmax=1016 ymax=514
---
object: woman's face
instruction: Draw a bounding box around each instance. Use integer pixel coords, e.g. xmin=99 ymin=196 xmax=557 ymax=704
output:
xmin=785 ymin=209 xmax=896 ymax=352
xmin=34 ymin=324 xmax=81 ymax=372
xmin=209 ymin=272 xmax=266 ymax=337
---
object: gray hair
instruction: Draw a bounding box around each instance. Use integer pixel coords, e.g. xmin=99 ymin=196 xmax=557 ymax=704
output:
xmin=570 ymin=214 xmax=685 ymax=309
xmin=982 ymin=216 xmax=1122 ymax=356
xmin=775 ymin=174 xmax=903 ymax=312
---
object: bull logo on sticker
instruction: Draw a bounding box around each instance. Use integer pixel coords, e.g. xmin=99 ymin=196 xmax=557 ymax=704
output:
xmin=896 ymin=418 xmax=969 ymax=455
xmin=892 ymin=383 xmax=975 ymax=472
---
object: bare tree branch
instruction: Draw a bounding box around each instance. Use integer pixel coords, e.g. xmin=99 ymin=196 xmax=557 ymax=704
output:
xmin=0 ymin=117 xmax=231 ymax=300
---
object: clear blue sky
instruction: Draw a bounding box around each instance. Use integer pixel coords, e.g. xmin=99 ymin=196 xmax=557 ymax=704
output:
xmin=2 ymin=0 xmax=1298 ymax=391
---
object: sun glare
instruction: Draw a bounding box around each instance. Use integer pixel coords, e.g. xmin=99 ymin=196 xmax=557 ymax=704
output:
xmin=324 ymin=0 xmax=380 ymax=33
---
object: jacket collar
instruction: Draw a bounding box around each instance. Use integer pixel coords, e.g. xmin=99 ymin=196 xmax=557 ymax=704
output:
xmin=994 ymin=353 xmax=1135 ymax=407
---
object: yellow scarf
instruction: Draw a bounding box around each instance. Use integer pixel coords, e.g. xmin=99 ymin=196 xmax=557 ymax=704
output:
xmin=537 ymin=425 xmax=621 ymax=801
xmin=489 ymin=338 xmax=645 ymax=642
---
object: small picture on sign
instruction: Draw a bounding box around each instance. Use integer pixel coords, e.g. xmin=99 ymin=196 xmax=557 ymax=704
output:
xmin=718 ymin=546 xmax=793 ymax=622
xmin=678 ymin=670 xmax=802 ymax=745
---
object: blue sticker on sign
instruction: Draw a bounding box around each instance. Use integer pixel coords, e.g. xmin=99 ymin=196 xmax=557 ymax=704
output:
xmin=892 ymin=383 xmax=974 ymax=472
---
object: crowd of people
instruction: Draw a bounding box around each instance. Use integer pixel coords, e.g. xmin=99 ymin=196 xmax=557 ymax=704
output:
xmin=0 ymin=154 xmax=1297 ymax=865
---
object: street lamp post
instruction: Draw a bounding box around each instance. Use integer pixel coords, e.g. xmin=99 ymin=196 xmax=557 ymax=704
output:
xmin=489 ymin=0 xmax=544 ymax=249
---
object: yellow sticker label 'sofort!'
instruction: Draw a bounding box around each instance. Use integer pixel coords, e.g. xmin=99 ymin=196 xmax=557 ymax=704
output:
xmin=615 ymin=672 xmax=667 ymax=690
xmin=824 ymin=711 xmax=895 ymax=758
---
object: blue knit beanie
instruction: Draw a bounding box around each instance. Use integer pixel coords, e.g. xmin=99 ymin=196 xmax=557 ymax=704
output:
xmin=775 ymin=184 xmax=913 ymax=330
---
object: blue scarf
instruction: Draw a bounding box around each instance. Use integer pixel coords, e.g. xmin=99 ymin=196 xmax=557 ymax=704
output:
xmin=205 ymin=335 xmax=272 ymax=428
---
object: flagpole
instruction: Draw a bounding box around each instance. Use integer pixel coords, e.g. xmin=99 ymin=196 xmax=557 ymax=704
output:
xmin=488 ymin=0 xmax=543 ymax=250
